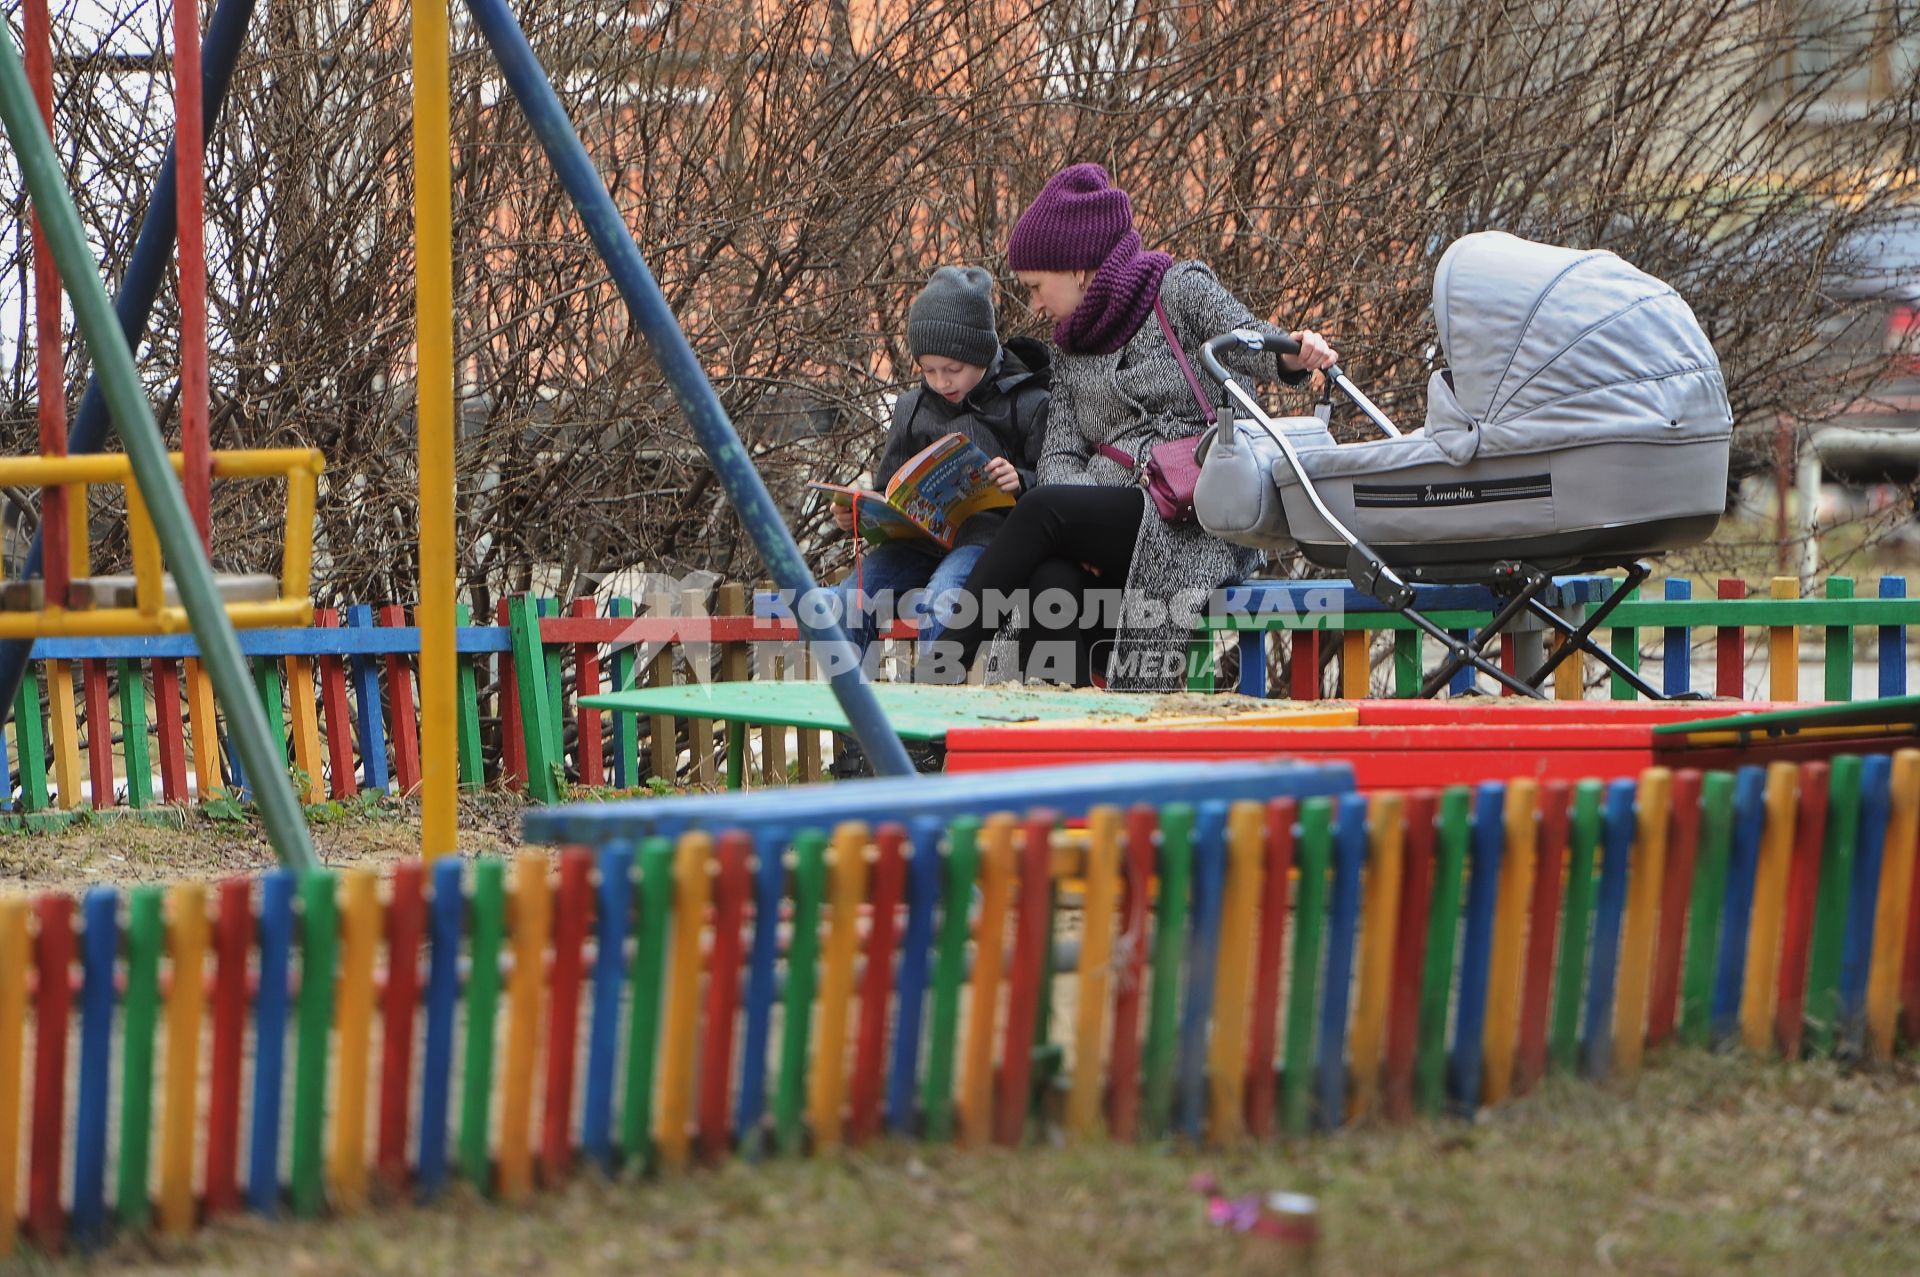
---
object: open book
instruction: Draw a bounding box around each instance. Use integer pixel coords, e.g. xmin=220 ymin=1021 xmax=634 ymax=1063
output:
xmin=813 ymin=431 xmax=1015 ymax=549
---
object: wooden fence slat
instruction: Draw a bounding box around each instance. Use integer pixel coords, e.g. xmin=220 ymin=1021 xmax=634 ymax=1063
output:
xmin=1769 ymin=576 xmax=1800 ymax=702
xmin=1582 ymin=780 xmax=1637 ymax=1079
xmin=290 ymin=871 xmax=337 ymax=1219
xmin=1648 ymin=770 xmax=1703 ymax=1048
xmin=118 ymin=659 xmax=152 ymax=808
xmin=1282 ymin=798 xmax=1332 ymax=1134
xmin=499 ymin=852 xmax=549 ymax=1201
xmin=1808 ymin=767 xmax=1856 ymax=1040
xmin=47 ymin=659 xmax=81 ymax=809
xmin=1879 ymin=576 xmax=1907 ymax=698
xmin=1680 ymin=772 xmax=1736 ymax=1046
xmin=921 ymin=818 xmax=979 ymax=1144
xmin=379 ymin=604 xmax=423 ymax=796
xmin=72 ymin=888 xmax=117 ymax=1246
xmin=1740 ymin=762 xmax=1799 ymax=1052
xmin=851 ymin=824 xmax=906 ymax=1147
xmin=542 ymin=849 xmax=591 ymax=1184
xmin=657 ymin=834 xmax=709 ymax=1172
xmin=1825 ymin=577 xmax=1855 ymax=703
xmin=330 ymin=870 xmax=377 ymax=1211
xmin=315 ymin=609 xmax=356 ymax=800
xmin=622 ymin=839 xmax=673 ymax=1170
xmin=1715 ymin=578 xmax=1746 ymax=698
xmin=1663 ymin=579 xmax=1691 ymax=697
xmin=1450 ymin=784 xmax=1505 ymax=1111
xmin=1246 ymin=797 xmax=1297 ymax=1138
xmin=1142 ymin=805 xmax=1193 ymax=1138
xmin=28 ymin=894 xmax=72 ymax=1250
xmin=1208 ymin=802 xmax=1264 ymax=1142
xmin=346 ymin=607 xmax=390 ymax=795
xmin=1712 ymin=768 xmax=1770 ymax=1047
xmin=1177 ymin=806 xmax=1227 ymax=1139
xmin=458 ymin=859 xmax=505 ymax=1191
xmin=247 ymin=872 xmax=294 ymax=1215
xmin=0 ymin=898 xmax=28 ymax=1259
xmin=775 ymin=830 xmax=827 ymax=1156
xmin=204 ymin=878 xmax=251 ymax=1218
xmin=1516 ymin=782 xmax=1570 ymax=1095
xmin=1348 ymin=792 xmax=1403 ymax=1123
xmin=1613 ymin=769 xmax=1671 ymax=1076
xmin=379 ymin=861 xmax=424 ymax=1190
xmin=82 ymin=659 xmax=113 ymax=809
xmin=1774 ymin=762 xmax=1830 ymax=1059
xmin=1384 ymin=791 xmax=1436 ymax=1121
xmin=1483 ymin=780 xmax=1537 ymax=1104
xmin=1866 ymin=750 xmax=1920 ymax=1059
xmin=886 ymin=819 xmax=943 ymax=1136
xmin=960 ymin=816 xmax=1015 ymax=1149
xmin=700 ymin=832 xmax=750 ymax=1162
xmin=1415 ymin=788 xmax=1471 ymax=1113
xmin=810 ymin=823 xmax=867 ymax=1152
xmin=417 ymin=858 xmax=463 ymax=1195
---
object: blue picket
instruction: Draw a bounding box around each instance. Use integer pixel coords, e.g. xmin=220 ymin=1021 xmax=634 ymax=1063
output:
xmin=1450 ymin=630 xmax=1475 ymax=694
xmin=1452 ymin=782 xmax=1507 ymax=1109
xmin=1711 ymin=767 xmax=1770 ymax=1047
xmin=735 ymin=826 xmax=788 ymax=1152
xmin=1880 ymin=577 xmax=1907 ymax=698
xmin=71 ymin=887 xmax=117 ymax=1245
xmin=249 ymin=869 xmax=295 ymax=1214
xmin=1664 ymin=578 xmax=1691 ymax=697
xmin=887 ymin=817 xmax=944 ymax=1135
xmin=582 ymin=843 xmax=633 ymax=1171
xmin=1236 ymin=633 xmax=1268 ymax=697
xmin=1317 ymin=792 xmax=1369 ymax=1128
xmin=417 ymin=856 xmax=464 ymax=1196
xmin=1177 ymin=802 xmax=1228 ymax=1138
xmin=1582 ymin=780 xmax=1638 ymax=1079
xmin=347 ymin=605 xmax=391 ymax=793
xmin=1840 ymin=754 xmax=1893 ymax=1052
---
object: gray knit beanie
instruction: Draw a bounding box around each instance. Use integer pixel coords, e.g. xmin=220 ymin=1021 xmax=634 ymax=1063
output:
xmin=907 ymin=266 xmax=999 ymax=367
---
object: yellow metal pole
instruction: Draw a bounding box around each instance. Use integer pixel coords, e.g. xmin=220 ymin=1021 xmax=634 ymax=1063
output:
xmin=411 ymin=0 xmax=457 ymax=858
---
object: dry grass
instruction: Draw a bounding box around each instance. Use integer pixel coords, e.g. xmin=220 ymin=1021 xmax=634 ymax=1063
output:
xmin=16 ymin=1051 xmax=1918 ymax=1277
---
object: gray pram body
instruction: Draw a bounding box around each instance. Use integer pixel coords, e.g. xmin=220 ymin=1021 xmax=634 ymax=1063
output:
xmin=1191 ymin=231 xmax=1734 ymax=697
xmin=1197 ymin=231 xmax=1733 ymax=576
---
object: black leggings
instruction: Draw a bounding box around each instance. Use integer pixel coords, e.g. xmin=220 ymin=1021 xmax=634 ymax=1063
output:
xmin=930 ymin=484 xmax=1145 ymax=685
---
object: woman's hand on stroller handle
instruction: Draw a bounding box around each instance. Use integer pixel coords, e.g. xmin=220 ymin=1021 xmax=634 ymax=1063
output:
xmin=1200 ymin=328 xmax=1344 ymax=387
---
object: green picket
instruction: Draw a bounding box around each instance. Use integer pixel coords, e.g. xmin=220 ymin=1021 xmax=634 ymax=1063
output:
xmin=1680 ymin=772 xmax=1737 ymax=1047
xmin=505 ymin=595 xmax=560 ymax=802
xmin=775 ymin=830 xmax=827 ymax=1157
xmin=460 ymin=858 xmax=506 ymax=1190
xmin=1141 ymin=803 xmax=1194 ymax=1138
xmin=921 ymin=817 xmax=978 ymax=1143
xmin=115 ymin=885 xmax=164 ymax=1227
xmin=1824 ymin=577 xmax=1855 ymax=702
xmin=1804 ymin=754 xmax=1862 ymax=1055
xmin=118 ymin=659 xmax=152 ymax=808
xmin=290 ymin=871 xmax=337 ymax=1218
xmin=537 ymin=596 xmax=565 ymax=768
xmin=1394 ymin=630 xmax=1422 ymax=697
xmin=1415 ymin=787 xmax=1473 ymax=1113
xmin=1282 ymin=797 xmax=1334 ymax=1135
xmin=455 ymin=603 xmax=485 ymax=788
xmin=14 ymin=669 xmax=49 ymax=812
xmin=621 ymin=838 xmax=674 ymax=1171
xmin=1609 ymin=586 xmax=1642 ymax=701
xmin=1549 ymin=781 xmax=1605 ymax=1069
xmin=252 ymin=658 xmax=287 ymax=766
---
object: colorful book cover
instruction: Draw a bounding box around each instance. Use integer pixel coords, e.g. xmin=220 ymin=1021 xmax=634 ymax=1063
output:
xmin=812 ymin=432 xmax=1014 ymax=549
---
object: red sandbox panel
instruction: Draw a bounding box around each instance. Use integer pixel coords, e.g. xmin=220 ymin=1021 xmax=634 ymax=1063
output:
xmin=944 ymin=701 xmax=1792 ymax=790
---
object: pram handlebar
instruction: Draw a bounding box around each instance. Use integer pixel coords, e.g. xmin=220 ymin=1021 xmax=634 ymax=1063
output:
xmin=1200 ymin=331 xmax=1399 ymax=439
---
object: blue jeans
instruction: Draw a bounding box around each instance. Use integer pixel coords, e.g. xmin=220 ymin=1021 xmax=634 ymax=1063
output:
xmin=836 ymin=540 xmax=984 ymax=658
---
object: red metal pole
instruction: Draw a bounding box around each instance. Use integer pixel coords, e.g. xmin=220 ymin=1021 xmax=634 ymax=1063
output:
xmin=23 ymin=0 xmax=68 ymax=603
xmin=174 ymin=0 xmax=211 ymax=545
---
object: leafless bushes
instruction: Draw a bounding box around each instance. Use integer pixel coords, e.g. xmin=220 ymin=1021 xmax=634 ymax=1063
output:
xmin=2 ymin=0 xmax=1915 ymax=606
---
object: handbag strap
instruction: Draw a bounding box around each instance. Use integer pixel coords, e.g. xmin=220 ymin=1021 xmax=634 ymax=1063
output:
xmin=1154 ymin=298 xmax=1217 ymax=425
xmin=1095 ymin=441 xmax=1138 ymax=472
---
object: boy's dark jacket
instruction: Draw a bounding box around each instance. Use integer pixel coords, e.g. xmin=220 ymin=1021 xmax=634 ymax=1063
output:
xmin=872 ymin=337 xmax=1052 ymax=549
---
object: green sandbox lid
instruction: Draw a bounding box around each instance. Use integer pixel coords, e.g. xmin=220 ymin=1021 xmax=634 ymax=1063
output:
xmin=1654 ymin=695 xmax=1920 ymax=739
xmin=580 ymin=681 xmax=1184 ymax=740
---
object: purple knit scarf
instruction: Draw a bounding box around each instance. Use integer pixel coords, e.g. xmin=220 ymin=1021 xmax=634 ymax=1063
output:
xmin=1053 ymin=230 xmax=1174 ymax=356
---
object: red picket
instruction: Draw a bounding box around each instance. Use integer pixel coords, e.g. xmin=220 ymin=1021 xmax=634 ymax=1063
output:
xmin=82 ymin=659 xmax=114 ymax=808
xmin=699 ymin=832 xmax=750 ymax=1167
xmin=1245 ymin=796 xmax=1296 ymax=1139
xmin=378 ymin=604 xmax=423 ymax=795
xmin=152 ymin=657 xmax=187 ymax=804
xmin=1715 ymin=578 xmax=1746 ymax=698
xmin=29 ymin=894 xmax=73 ymax=1251
xmin=1775 ymin=761 xmax=1830 ymax=1059
xmin=541 ymin=851 xmax=592 ymax=1185
xmin=1515 ymin=783 xmax=1570 ymax=1095
xmin=1106 ymin=806 xmax=1156 ymax=1141
xmin=378 ymin=860 xmax=424 ymax=1188
xmin=995 ymin=812 xmax=1056 ymax=1147
xmin=570 ymin=598 xmax=605 ymax=787
xmin=203 ymin=877 xmax=251 ymax=1217
xmin=1647 ymin=770 xmax=1704 ymax=1048
xmin=1384 ymin=790 xmax=1438 ymax=1122
xmin=1289 ymin=632 xmax=1321 ymax=700
xmin=850 ymin=825 xmax=906 ymax=1147
xmin=316 ymin=608 xmax=357 ymax=800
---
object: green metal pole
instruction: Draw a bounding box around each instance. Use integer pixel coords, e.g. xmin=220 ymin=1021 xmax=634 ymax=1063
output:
xmin=0 ymin=31 xmax=317 ymax=872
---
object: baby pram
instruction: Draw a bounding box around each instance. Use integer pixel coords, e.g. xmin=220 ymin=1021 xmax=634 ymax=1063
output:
xmin=1193 ymin=231 xmax=1734 ymax=698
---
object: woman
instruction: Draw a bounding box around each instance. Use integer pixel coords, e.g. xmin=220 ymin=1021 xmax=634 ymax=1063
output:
xmin=931 ymin=163 xmax=1338 ymax=690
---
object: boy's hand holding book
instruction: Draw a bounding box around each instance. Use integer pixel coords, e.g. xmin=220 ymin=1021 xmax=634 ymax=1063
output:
xmin=983 ymin=457 xmax=1022 ymax=494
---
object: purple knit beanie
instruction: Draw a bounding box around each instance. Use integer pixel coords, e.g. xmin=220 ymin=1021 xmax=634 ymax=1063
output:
xmin=1006 ymin=164 xmax=1135 ymax=272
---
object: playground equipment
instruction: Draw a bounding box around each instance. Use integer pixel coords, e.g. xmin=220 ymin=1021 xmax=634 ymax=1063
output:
xmin=5 ymin=751 xmax=1919 ymax=1255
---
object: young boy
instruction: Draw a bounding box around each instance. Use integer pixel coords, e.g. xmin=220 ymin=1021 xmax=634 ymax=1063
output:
xmin=832 ymin=265 xmax=1051 ymax=664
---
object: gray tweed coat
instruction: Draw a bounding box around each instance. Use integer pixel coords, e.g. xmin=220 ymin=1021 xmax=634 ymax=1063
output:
xmin=996 ymin=261 xmax=1305 ymax=691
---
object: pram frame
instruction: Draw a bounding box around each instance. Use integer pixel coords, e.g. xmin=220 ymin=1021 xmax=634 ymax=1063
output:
xmin=1197 ymin=328 xmax=1690 ymax=701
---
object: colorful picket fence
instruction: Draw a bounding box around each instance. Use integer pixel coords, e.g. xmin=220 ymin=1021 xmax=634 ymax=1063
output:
xmin=4 ymin=750 xmax=1919 ymax=1256
xmin=4 ymin=572 xmax=1918 ymax=817
xmin=1205 ymin=573 xmax=1920 ymax=701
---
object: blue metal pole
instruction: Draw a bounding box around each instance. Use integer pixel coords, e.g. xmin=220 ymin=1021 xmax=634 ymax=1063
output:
xmin=0 ymin=0 xmax=258 ymax=729
xmin=458 ymin=0 xmax=914 ymax=779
